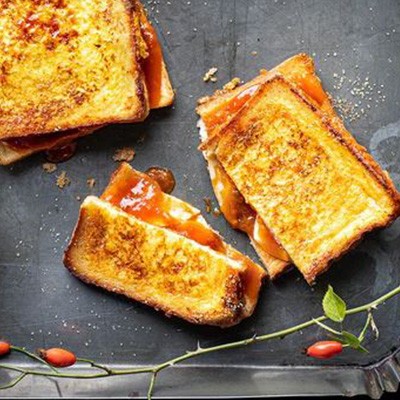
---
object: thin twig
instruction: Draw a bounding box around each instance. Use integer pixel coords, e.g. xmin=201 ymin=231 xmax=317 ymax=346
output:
xmin=313 ymin=319 xmax=341 ymax=335
xmin=147 ymin=372 xmax=157 ymax=400
xmin=76 ymin=358 xmax=112 ymax=374
xmin=0 ymin=373 xmax=27 ymax=390
xmin=358 ymin=311 xmax=372 ymax=342
xmin=10 ymin=346 xmax=59 ymax=374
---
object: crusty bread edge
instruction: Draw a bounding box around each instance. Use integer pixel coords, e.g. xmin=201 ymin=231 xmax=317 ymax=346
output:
xmin=214 ymin=73 xmax=400 ymax=283
xmin=64 ymin=196 xmax=261 ymax=327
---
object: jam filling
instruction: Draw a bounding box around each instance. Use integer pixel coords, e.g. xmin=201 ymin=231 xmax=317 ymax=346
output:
xmin=202 ymin=85 xmax=259 ymax=133
xmin=101 ymin=164 xmax=224 ymax=253
xmin=140 ymin=16 xmax=163 ymax=108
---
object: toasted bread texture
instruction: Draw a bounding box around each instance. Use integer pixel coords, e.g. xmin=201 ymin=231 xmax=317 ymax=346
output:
xmin=197 ymin=54 xmax=333 ymax=149
xmin=64 ymin=196 xmax=264 ymax=327
xmin=0 ymin=0 xmax=149 ymax=139
xmin=215 ymin=74 xmax=400 ymax=283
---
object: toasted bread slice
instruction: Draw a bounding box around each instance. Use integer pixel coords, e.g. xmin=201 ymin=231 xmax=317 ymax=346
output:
xmin=0 ymin=0 xmax=173 ymax=164
xmin=64 ymin=164 xmax=265 ymax=327
xmin=0 ymin=126 xmax=100 ymax=166
xmin=0 ymin=0 xmax=149 ymax=140
xmin=214 ymin=74 xmax=400 ymax=283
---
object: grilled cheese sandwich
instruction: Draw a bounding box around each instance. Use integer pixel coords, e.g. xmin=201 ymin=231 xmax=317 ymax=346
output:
xmin=64 ymin=163 xmax=266 ymax=327
xmin=0 ymin=0 xmax=174 ymax=165
xmin=197 ymin=54 xmax=400 ymax=283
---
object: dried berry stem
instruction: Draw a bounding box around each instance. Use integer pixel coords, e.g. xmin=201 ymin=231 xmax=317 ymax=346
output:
xmin=1 ymin=284 xmax=400 ymax=399
xmin=10 ymin=346 xmax=59 ymax=373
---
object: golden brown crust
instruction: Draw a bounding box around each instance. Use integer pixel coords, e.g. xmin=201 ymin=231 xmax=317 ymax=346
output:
xmin=64 ymin=196 xmax=264 ymax=327
xmin=214 ymin=74 xmax=400 ymax=284
xmin=0 ymin=0 xmax=149 ymax=139
xmin=197 ymin=53 xmax=332 ymax=151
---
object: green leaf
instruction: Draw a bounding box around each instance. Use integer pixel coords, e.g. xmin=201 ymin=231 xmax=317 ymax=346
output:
xmin=333 ymin=331 xmax=369 ymax=354
xmin=356 ymin=344 xmax=369 ymax=354
xmin=341 ymin=331 xmax=360 ymax=348
xmin=322 ymin=285 xmax=347 ymax=322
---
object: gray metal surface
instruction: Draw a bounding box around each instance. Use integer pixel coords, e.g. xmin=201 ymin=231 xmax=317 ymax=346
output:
xmin=1 ymin=0 xmax=400 ymax=397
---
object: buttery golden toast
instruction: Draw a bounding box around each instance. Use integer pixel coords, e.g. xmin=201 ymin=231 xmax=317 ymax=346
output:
xmin=197 ymin=54 xmax=335 ymax=149
xmin=210 ymin=73 xmax=400 ymax=283
xmin=0 ymin=0 xmax=149 ymax=140
xmin=0 ymin=0 xmax=174 ymax=165
xmin=64 ymin=163 xmax=265 ymax=327
xmin=198 ymin=54 xmax=334 ymax=278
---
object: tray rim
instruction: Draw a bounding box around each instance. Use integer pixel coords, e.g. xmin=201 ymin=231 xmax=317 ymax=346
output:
xmin=1 ymin=347 xmax=399 ymax=398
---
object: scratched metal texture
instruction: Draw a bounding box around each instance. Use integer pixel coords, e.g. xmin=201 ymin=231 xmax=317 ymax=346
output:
xmin=1 ymin=0 xmax=400 ymax=397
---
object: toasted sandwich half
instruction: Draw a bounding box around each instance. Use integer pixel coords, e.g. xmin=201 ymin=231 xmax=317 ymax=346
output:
xmin=198 ymin=55 xmax=400 ymax=283
xmin=64 ymin=163 xmax=266 ymax=327
xmin=0 ymin=0 xmax=174 ymax=165
xmin=197 ymin=54 xmax=333 ymax=278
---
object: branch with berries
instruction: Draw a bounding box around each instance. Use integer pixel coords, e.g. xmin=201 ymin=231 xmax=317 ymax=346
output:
xmin=1 ymin=284 xmax=399 ymax=399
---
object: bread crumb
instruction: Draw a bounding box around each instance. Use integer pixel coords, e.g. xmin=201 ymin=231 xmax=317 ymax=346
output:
xmin=213 ymin=208 xmax=221 ymax=217
xmin=223 ymin=77 xmax=241 ymax=91
xmin=42 ymin=163 xmax=57 ymax=174
xmin=56 ymin=171 xmax=70 ymax=189
xmin=203 ymin=67 xmax=218 ymax=82
xmin=113 ymin=147 xmax=135 ymax=162
xmin=76 ymin=195 xmax=81 ymax=201
xmin=251 ymin=50 xmax=258 ymax=56
xmin=87 ymin=178 xmax=96 ymax=189
xmin=203 ymin=197 xmax=212 ymax=213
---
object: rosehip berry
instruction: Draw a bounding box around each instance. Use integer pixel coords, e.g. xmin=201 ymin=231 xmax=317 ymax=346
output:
xmin=0 ymin=341 xmax=11 ymax=357
xmin=38 ymin=348 xmax=76 ymax=367
xmin=306 ymin=341 xmax=343 ymax=359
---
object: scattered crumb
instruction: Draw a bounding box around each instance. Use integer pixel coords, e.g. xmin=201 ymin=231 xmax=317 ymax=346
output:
xmin=330 ymin=69 xmax=386 ymax=122
xmin=42 ymin=163 xmax=57 ymax=174
xmin=76 ymin=196 xmax=81 ymax=201
xmin=223 ymin=77 xmax=241 ymax=91
xmin=332 ymin=97 xmax=359 ymax=121
xmin=203 ymin=67 xmax=218 ymax=82
xmin=113 ymin=147 xmax=135 ymax=162
xmin=213 ymin=208 xmax=221 ymax=217
xmin=251 ymin=50 xmax=258 ymax=56
xmin=56 ymin=171 xmax=70 ymax=189
xmin=87 ymin=178 xmax=96 ymax=189
xmin=203 ymin=197 xmax=212 ymax=213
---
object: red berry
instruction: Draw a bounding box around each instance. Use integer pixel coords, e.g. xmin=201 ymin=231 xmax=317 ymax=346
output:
xmin=38 ymin=348 xmax=76 ymax=368
xmin=306 ymin=341 xmax=343 ymax=359
xmin=0 ymin=341 xmax=11 ymax=357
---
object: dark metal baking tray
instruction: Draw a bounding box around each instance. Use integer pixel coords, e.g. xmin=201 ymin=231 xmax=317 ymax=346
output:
xmin=1 ymin=0 xmax=400 ymax=397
